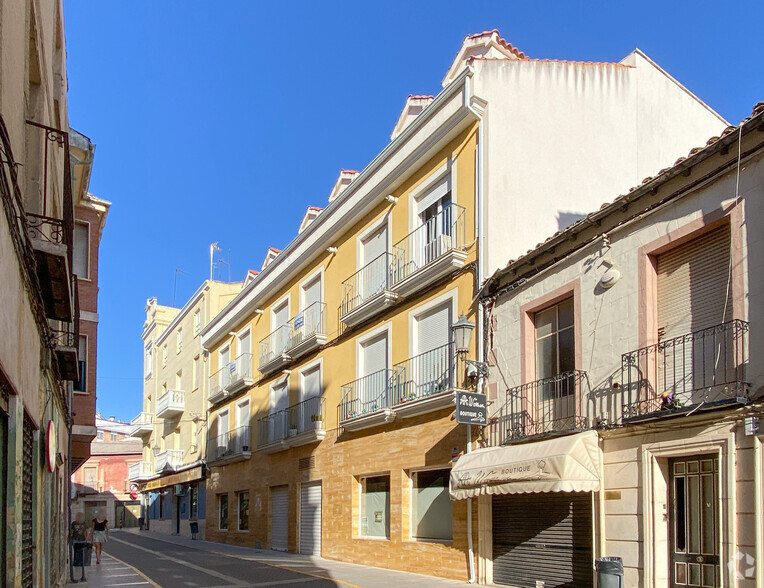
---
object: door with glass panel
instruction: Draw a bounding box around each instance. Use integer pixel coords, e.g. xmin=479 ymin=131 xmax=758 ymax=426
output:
xmin=669 ymin=455 xmax=720 ymax=587
xmin=410 ymin=303 xmax=452 ymax=400
xmin=359 ymin=333 xmax=388 ymax=413
xmin=534 ymin=298 xmax=576 ymax=433
xmin=420 ymin=190 xmax=453 ymax=267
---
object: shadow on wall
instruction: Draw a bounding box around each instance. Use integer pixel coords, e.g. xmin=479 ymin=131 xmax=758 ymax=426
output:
xmin=71 ymin=487 xmax=141 ymax=529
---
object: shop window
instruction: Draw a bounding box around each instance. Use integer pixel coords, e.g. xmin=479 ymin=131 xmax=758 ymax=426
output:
xmin=412 ymin=469 xmax=452 ymax=540
xmin=361 ymin=475 xmax=390 ymax=538
xmin=238 ymin=491 xmax=249 ymax=531
xmin=189 ymin=483 xmax=198 ymax=519
xmin=219 ymin=494 xmax=228 ymax=530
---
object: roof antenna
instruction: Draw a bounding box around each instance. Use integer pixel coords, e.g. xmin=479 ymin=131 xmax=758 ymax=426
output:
xmin=173 ymin=267 xmax=189 ymax=307
xmin=210 ymin=242 xmax=221 ymax=280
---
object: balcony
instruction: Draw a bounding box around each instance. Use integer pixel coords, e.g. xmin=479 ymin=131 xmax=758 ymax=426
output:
xmin=156 ymin=389 xmax=184 ymax=419
xmin=226 ymin=353 xmax=254 ymax=394
xmin=128 ymin=461 xmax=153 ymax=482
xmin=24 ymin=121 xmax=74 ymax=322
xmin=339 ymin=370 xmax=396 ymax=431
xmin=128 ymin=412 xmax=153 ymax=437
xmin=258 ymin=302 xmax=327 ymax=375
xmin=390 ymin=203 xmax=468 ymax=298
xmin=621 ymin=320 xmax=749 ymax=422
xmin=257 ymin=395 xmax=326 ymax=454
xmin=340 ymin=254 xmax=398 ymax=328
xmin=207 ymin=426 xmax=251 ymax=465
xmin=392 ymin=343 xmax=464 ymax=419
xmin=489 ymin=370 xmax=590 ymax=445
xmin=155 ymin=449 xmax=183 ymax=473
xmin=208 ymin=365 xmax=231 ymax=405
xmin=51 ymin=322 xmax=78 ymax=381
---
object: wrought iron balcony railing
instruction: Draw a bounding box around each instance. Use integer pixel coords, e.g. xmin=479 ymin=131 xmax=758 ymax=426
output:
xmin=259 ymin=324 xmax=290 ymax=369
xmin=208 ymin=364 xmax=232 ymax=404
xmin=392 ymin=343 xmax=459 ymax=404
xmin=391 ymin=203 xmax=466 ymax=286
xmin=257 ymin=395 xmax=325 ymax=448
xmin=207 ymin=425 xmax=251 ymax=461
xmin=339 ymin=369 xmax=396 ymax=422
xmin=259 ymin=302 xmax=327 ymax=372
xmin=340 ymin=253 xmax=396 ymax=318
xmin=489 ymin=370 xmax=589 ymax=444
xmin=621 ymin=320 xmax=749 ymax=420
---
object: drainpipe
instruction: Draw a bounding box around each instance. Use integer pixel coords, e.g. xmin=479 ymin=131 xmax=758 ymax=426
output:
xmin=464 ymin=69 xmax=483 ymax=586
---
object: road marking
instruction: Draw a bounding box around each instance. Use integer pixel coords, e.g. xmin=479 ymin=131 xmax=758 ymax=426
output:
xmin=100 ymin=552 xmax=162 ymax=588
xmin=109 ymin=536 xmax=249 ymax=586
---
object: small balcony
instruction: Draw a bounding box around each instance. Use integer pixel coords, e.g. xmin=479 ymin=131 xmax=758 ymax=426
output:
xmin=24 ymin=121 xmax=74 ymax=322
xmin=207 ymin=425 xmax=251 ymax=465
xmin=128 ymin=412 xmax=153 ymax=438
xmin=256 ymin=395 xmax=326 ymax=454
xmin=392 ymin=343 xmax=464 ymax=419
xmin=391 ymin=203 xmax=468 ymax=298
xmin=489 ymin=370 xmax=590 ymax=445
xmin=226 ymin=353 xmax=254 ymax=394
xmin=621 ymin=320 xmax=750 ymax=422
xmin=155 ymin=449 xmax=183 ymax=473
xmin=258 ymin=302 xmax=327 ymax=375
xmin=51 ymin=322 xmax=79 ymax=381
xmin=208 ymin=365 xmax=231 ymax=405
xmin=339 ymin=370 xmax=396 ymax=431
xmin=156 ymin=389 xmax=185 ymax=419
xmin=340 ymin=253 xmax=398 ymax=328
xmin=128 ymin=461 xmax=153 ymax=482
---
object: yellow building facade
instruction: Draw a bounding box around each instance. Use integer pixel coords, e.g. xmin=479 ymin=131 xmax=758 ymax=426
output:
xmin=202 ymin=117 xmax=481 ymax=579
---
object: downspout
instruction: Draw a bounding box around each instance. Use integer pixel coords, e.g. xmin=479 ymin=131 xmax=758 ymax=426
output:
xmin=464 ymin=68 xmax=483 ymax=586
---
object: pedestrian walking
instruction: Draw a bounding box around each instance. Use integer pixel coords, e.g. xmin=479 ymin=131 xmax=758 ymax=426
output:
xmin=70 ymin=512 xmax=91 ymax=583
xmin=91 ymin=511 xmax=109 ymax=564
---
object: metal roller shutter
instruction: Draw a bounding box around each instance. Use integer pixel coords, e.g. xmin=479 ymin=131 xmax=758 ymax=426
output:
xmin=657 ymin=224 xmax=731 ymax=339
xmin=271 ymin=486 xmax=288 ymax=551
xmin=492 ymin=492 xmax=593 ymax=588
xmin=299 ymin=482 xmax=322 ymax=555
xmin=416 ymin=302 xmax=451 ymax=354
xmin=21 ymin=415 xmax=34 ymax=588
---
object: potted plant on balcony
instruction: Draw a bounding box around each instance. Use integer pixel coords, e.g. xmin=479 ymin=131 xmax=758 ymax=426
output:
xmin=310 ymin=414 xmax=323 ymax=430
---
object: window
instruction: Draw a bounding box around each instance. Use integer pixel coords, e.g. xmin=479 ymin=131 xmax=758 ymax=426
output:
xmin=162 ymin=345 xmax=167 ymax=367
xmin=73 ymin=221 xmax=89 ymax=279
xmin=176 ymin=370 xmax=182 ymax=391
xmin=361 ymin=475 xmax=390 ymax=538
xmin=177 ymin=328 xmax=183 ymax=354
xmin=219 ymin=494 xmax=228 ymax=530
xmin=238 ymin=491 xmax=249 ymax=531
xmin=193 ymin=356 xmax=200 ymax=390
xmin=96 ymin=430 xmax=103 ymax=441
xmin=190 ymin=421 xmax=198 ymax=453
xmin=412 ymin=469 xmax=452 ymax=540
xmin=75 ymin=335 xmax=87 ymax=392
xmin=84 ymin=466 xmax=97 ymax=488
xmin=189 ymin=483 xmax=198 ymax=519
xmin=110 ymin=432 xmax=117 ymax=442
xmin=145 ymin=343 xmax=153 ymax=377
xmin=194 ymin=310 xmax=201 ymax=335
xmin=534 ymin=298 xmax=575 ymax=383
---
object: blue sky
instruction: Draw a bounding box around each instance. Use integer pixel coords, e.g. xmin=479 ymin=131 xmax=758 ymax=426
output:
xmin=64 ymin=1 xmax=763 ymax=422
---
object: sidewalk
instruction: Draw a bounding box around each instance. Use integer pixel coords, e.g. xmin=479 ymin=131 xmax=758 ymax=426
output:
xmin=64 ymin=549 xmax=154 ymax=587
xmin=64 ymin=527 xmax=469 ymax=587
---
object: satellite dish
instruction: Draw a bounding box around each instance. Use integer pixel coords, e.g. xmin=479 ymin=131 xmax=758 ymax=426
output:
xmin=600 ymin=268 xmax=622 ymax=289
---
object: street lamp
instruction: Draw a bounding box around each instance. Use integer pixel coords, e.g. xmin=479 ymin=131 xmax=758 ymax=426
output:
xmin=452 ymin=315 xmax=475 ymax=355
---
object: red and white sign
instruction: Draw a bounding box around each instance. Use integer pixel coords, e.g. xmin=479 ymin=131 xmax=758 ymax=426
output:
xmin=46 ymin=421 xmax=57 ymax=472
xmin=129 ymin=483 xmax=139 ymax=500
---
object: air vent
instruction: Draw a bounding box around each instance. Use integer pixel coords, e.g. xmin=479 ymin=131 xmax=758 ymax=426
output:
xmin=298 ymin=456 xmax=315 ymax=471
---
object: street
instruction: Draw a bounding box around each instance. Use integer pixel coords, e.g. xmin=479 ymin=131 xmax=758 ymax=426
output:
xmin=78 ymin=530 xmax=466 ymax=588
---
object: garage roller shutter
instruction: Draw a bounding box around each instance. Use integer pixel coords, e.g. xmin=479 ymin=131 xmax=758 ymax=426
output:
xmin=299 ymin=482 xmax=322 ymax=556
xmin=492 ymin=492 xmax=593 ymax=587
xmin=271 ymin=486 xmax=289 ymax=551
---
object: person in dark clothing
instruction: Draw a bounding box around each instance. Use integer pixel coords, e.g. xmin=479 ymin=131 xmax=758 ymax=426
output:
xmin=91 ymin=511 xmax=109 ymax=564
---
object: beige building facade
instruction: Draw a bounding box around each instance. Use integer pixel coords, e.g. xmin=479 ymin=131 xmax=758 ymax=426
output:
xmin=463 ymin=104 xmax=764 ymax=586
xmin=197 ymin=31 xmax=730 ymax=582
xmin=129 ymin=280 xmax=241 ymax=539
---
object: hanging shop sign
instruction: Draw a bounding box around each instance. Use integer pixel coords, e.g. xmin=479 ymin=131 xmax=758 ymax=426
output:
xmin=140 ymin=466 xmax=204 ymax=492
xmin=46 ymin=420 xmax=57 ymax=472
xmin=455 ymin=391 xmax=487 ymax=426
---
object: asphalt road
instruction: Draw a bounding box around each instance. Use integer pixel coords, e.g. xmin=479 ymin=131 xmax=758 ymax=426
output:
xmin=103 ymin=532 xmax=343 ymax=587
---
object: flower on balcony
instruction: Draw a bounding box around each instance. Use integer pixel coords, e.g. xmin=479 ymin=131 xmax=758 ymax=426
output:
xmin=660 ymin=390 xmax=682 ymax=410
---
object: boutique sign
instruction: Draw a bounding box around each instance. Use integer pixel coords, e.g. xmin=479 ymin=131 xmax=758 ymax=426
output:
xmin=455 ymin=391 xmax=487 ymax=425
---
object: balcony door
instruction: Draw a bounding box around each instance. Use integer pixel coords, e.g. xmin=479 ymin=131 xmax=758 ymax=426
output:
xmin=359 ymin=225 xmax=388 ymax=300
xmin=269 ymin=380 xmax=288 ymax=442
xmin=298 ymin=365 xmax=321 ymax=432
xmin=359 ymin=333 xmax=388 ymax=412
xmin=219 ymin=346 xmax=231 ymax=388
xmin=299 ymin=276 xmax=322 ymax=342
xmin=419 ymin=186 xmax=453 ymax=268
xmin=217 ymin=411 xmax=229 ymax=458
xmin=271 ymin=300 xmax=290 ymax=357
xmin=534 ymin=298 xmax=576 ymax=433
xmin=412 ymin=303 xmax=452 ymax=399
xmin=237 ymin=331 xmax=251 ymax=378
xmin=235 ymin=400 xmax=250 ymax=451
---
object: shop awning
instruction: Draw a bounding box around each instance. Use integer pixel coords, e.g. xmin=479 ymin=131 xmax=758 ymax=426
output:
xmin=449 ymin=430 xmax=601 ymax=499
xmin=139 ymin=465 xmax=205 ymax=492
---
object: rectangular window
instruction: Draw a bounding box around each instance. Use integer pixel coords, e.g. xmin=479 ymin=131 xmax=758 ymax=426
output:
xmin=412 ymin=469 xmax=452 ymax=540
xmin=96 ymin=430 xmax=103 ymax=441
xmin=193 ymin=356 xmax=200 ymax=390
xmin=361 ymin=475 xmax=390 ymax=538
xmin=110 ymin=432 xmax=117 ymax=442
xmin=75 ymin=335 xmax=87 ymax=392
xmin=191 ymin=421 xmax=198 ymax=452
xmin=189 ymin=483 xmax=198 ymax=519
xmin=73 ymin=221 xmax=89 ymax=279
xmin=534 ymin=298 xmax=575 ymax=382
xmin=219 ymin=494 xmax=228 ymax=530
xmin=238 ymin=491 xmax=249 ymax=531
xmin=145 ymin=344 xmax=153 ymax=377
xmin=84 ymin=466 xmax=97 ymax=488
xmin=194 ymin=310 xmax=201 ymax=335
xmin=177 ymin=328 xmax=183 ymax=353
xmin=162 ymin=345 xmax=167 ymax=367
xmin=176 ymin=370 xmax=182 ymax=391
